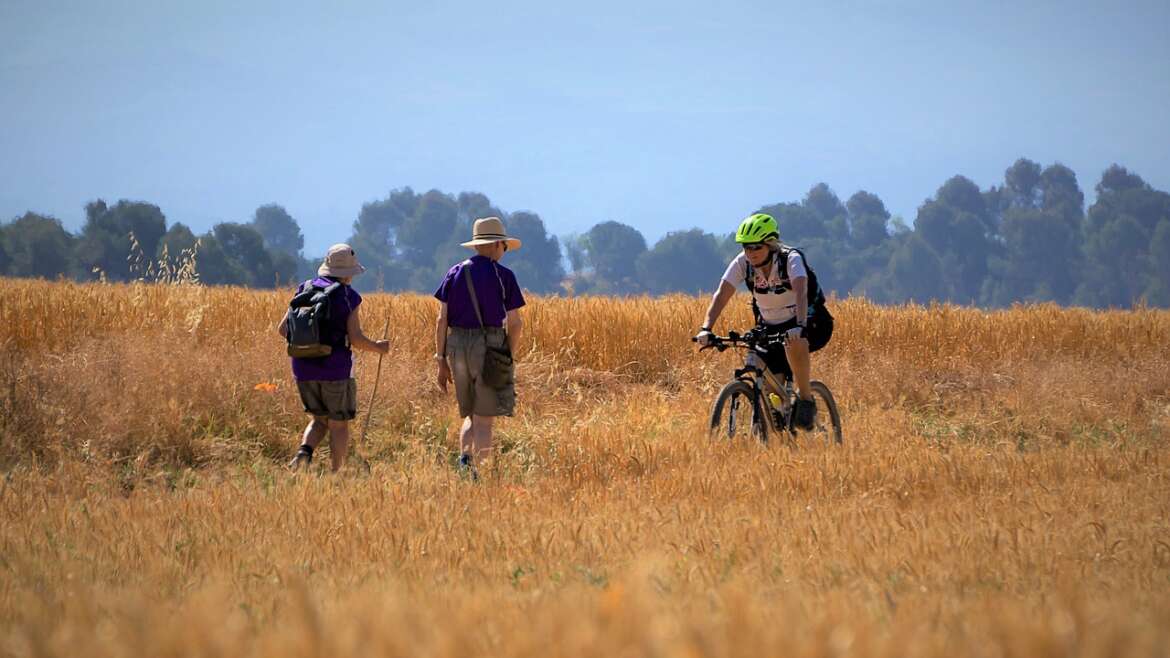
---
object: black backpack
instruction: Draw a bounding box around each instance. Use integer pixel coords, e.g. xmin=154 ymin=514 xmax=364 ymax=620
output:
xmin=744 ymin=246 xmax=826 ymax=324
xmin=285 ymin=279 xmax=348 ymax=358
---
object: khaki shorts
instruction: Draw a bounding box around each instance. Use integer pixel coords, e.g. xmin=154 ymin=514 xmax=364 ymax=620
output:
xmin=296 ymin=379 xmax=357 ymax=421
xmin=446 ymin=327 xmax=515 ymax=418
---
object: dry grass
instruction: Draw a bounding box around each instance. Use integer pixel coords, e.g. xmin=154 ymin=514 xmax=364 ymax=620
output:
xmin=2 ymin=278 xmax=1169 ymax=657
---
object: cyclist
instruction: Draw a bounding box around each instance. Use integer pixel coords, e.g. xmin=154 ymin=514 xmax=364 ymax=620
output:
xmin=695 ymin=213 xmax=834 ymax=430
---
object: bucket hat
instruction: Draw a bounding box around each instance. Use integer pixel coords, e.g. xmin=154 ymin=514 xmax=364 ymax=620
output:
xmin=318 ymin=243 xmax=367 ymax=278
xmin=461 ymin=217 xmax=522 ymax=251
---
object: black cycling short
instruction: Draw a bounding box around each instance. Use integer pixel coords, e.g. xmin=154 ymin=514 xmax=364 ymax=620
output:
xmin=758 ymin=305 xmax=834 ymax=380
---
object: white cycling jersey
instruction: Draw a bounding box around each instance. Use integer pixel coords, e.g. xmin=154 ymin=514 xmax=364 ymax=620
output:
xmin=720 ymin=250 xmax=807 ymax=325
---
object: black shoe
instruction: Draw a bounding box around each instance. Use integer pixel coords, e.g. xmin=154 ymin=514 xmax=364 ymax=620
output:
xmin=457 ymin=453 xmax=479 ymax=482
xmin=288 ymin=447 xmax=312 ymax=470
xmin=794 ymin=398 xmax=817 ymax=430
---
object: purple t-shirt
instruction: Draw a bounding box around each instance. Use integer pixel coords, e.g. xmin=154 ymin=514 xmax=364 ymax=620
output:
xmin=434 ymin=256 xmax=526 ymax=328
xmin=290 ymin=277 xmax=362 ymax=381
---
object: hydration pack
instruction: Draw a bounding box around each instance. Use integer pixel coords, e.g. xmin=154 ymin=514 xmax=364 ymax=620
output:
xmin=744 ymin=246 xmax=826 ymax=324
xmin=285 ymin=279 xmax=347 ymax=358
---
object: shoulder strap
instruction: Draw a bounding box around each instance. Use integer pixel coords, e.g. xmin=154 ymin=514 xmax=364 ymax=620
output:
xmin=784 ymin=247 xmax=826 ymax=307
xmin=462 ymin=264 xmax=487 ymax=333
xmin=778 ymin=247 xmax=793 ymax=282
xmin=742 ymin=259 xmax=762 ymax=325
xmin=491 ymin=262 xmax=508 ymax=316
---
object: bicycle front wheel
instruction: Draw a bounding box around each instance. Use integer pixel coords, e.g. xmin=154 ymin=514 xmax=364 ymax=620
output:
xmin=801 ymin=380 xmax=843 ymax=445
xmin=709 ymin=380 xmax=768 ymax=444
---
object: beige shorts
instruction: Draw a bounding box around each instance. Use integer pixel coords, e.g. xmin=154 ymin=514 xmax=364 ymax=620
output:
xmin=296 ymin=379 xmax=357 ymax=421
xmin=446 ymin=327 xmax=515 ymax=418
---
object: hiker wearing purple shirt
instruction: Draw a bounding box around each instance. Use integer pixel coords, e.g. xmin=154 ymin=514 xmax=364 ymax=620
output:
xmin=277 ymin=244 xmax=389 ymax=472
xmin=434 ymin=217 xmax=526 ymax=479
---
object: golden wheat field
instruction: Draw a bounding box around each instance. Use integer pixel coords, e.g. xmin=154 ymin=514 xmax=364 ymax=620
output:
xmin=2 ymin=278 xmax=1169 ymax=657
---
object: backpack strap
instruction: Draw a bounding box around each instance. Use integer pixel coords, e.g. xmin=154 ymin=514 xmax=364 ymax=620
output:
xmin=462 ymin=265 xmax=487 ymax=334
xmin=781 ymin=246 xmax=826 ymax=308
xmin=491 ymin=262 xmax=508 ymax=316
xmin=314 ymin=278 xmax=351 ymax=348
xmin=743 ymin=260 xmax=763 ymax=325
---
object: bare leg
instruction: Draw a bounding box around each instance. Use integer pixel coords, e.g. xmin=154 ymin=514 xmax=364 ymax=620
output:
xmin=303 ymin=417 xmax=329 ymax=448
xmin=327 ymin=419 xmax=350 ymax=472
xmin=458 ymin=416 xmax=474 ymax=457
xmin=785 ymin=338 xmax=813 ymax=401
xmin=290 ymin=417 xmax=329 ymax=468
xmin=470 ymin=414 xmax=495 ymax=461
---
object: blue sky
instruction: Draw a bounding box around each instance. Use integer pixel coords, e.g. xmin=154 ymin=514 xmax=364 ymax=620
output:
xmin=2 ymin=0 xmax=1168 ymax=255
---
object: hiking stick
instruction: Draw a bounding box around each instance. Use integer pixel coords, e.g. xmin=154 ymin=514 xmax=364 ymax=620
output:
xmin=356 ymin=317 xmax=391 ymax=466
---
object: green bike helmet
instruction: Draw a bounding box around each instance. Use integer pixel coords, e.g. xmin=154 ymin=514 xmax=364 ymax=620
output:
xmin=735 ymin=213 xmax=779 ymax=244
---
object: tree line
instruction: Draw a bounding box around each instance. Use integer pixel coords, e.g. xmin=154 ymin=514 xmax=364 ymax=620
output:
xmin=2 ymin=157 xmax=1168 ymax=307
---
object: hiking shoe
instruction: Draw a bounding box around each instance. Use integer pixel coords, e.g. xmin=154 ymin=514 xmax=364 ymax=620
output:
xmin=288 ymin=448 xmax=312 ymax=470
xmin=794 ymin=398 xmax=817 ymax=431
xmin=457 ymin=453 xmax=479 ymax=482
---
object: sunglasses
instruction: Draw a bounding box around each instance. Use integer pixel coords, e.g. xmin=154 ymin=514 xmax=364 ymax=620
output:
xmin=742 ymin=243 xmax=766 ymax=252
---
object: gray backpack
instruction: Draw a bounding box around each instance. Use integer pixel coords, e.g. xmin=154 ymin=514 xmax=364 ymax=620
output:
xmin=285 ymin=279 xmax=345 ymax=358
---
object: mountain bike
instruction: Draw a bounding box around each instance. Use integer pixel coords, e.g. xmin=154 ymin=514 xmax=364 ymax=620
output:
xmin=694 ymin=329 xmax=842 ymax=445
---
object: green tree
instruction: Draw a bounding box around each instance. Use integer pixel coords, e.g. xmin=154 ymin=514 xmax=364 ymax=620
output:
xmin=984 ymin=160 xmax=1084 ymax=304
xmin=1079 ymin=215 xmax=1150 ymax=307
xmin=846 ymin=190 xmax=890 ymax=249
xmin=252 ymin=204 xmax=304 ymax=257
xmin=399 ymin=190 xmax=460 ymax=270
xmin=912 ymin=176 xmax=995 ymax=302
xmin=636 ymin=229 xmax=725 ymax=295
xmin=194 ymin=223 xmax=275 ymax=287
xmin=158 ymin=222 xmax=198 ymax=257
xmin=76 ymin=200 xmax=167 ymax=281
xmin=1039 ymin=163 xmax=1084 ymax=227
xmin=1004 ymin=158 xmax=1042 ymax=208
xmin=1145 ymin=220 xmax=1170 ymax=305
xmin=582 ymin=221 xmax=647 ymax=293
xmin=0 ymin=212 xmax=76 ymax=279
xmin=885 ymin=234 xmax=945 ymax=302
xmin=457 ymin=192 xmax=504 ymax=223
xmin=802 ymin=183 xmax=850 ymax=243
xmin=192 ymin=232 xmax=248 ymax=286
xmin=348 ymin=188 xmax=417 ymax=291
xmin=759 ymin=202 xmax=825 ymax=244
xmin=500 ymin=211 xmax=565 ymax=294
xmin=990 ymin=208 xmax=1079 ymax=303
xmin=1080 ymin=165 xmax=1170 ymax=306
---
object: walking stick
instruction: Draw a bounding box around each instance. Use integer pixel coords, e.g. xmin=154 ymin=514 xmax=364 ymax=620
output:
xmin=355 ymin=317 xmax=390 ymax=472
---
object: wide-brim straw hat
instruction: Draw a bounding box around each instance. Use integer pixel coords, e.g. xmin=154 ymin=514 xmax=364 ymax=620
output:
xmin=461 ymin=216 xmax=522 ymax=250
xmin=318 ymin=243 xmax=367 ymax=278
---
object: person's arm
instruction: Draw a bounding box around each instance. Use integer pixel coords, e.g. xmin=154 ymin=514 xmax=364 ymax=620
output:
xmin=435 ymin=303 xmax=452 ymax=392
xmin=701 ymin=280 xmax=738 ymax=331
xmin=792 ymin=276 xmax=809 ymax=328
xmin=346 ymin=306 xmax=390 ymax=354
xmin=505 ymin=308 xmax=523 ymax=355
xmin=276 ymin=309 xmax=289 ymax=339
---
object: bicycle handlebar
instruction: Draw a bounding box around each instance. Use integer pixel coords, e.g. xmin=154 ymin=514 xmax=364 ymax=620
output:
xmin=691 ymin=329 xmax=789 ymax=352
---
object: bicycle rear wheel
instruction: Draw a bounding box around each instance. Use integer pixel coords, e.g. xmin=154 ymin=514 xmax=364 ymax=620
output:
xmin=796 ymin=380 xmax=842 ymax=445
xmin=709 ymin=380 xmax=768 ymax=443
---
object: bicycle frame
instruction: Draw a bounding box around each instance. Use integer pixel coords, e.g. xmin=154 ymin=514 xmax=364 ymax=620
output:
xmin=735 ymin=347 xmax=794 ymax=433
